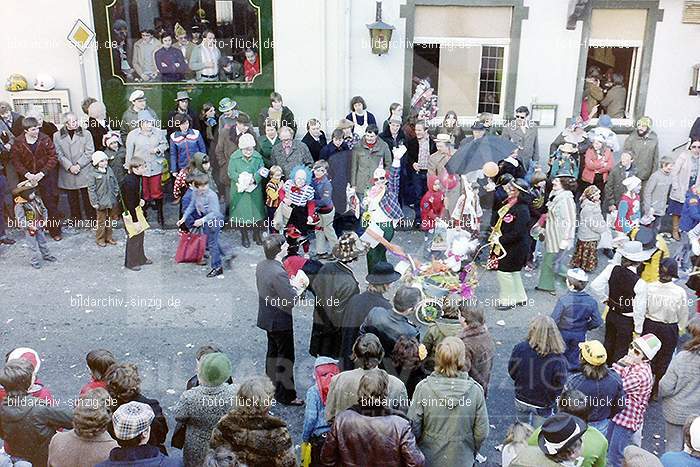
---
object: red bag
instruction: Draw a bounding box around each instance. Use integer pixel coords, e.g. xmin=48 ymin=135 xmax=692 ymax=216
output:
xmin=175 ymin=229 xmax=207 ymax=263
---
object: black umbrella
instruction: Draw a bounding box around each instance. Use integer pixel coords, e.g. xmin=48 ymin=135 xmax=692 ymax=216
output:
xmin=446 ymin=135 xmax=518 ymax=175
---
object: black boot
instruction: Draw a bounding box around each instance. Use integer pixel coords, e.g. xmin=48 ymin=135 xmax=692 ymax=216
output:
xmin=253 ymin=228 xmax=263 ymax=245
xmin=241 ymin=229 xmax=251 ymax=248
xmin=156 ymin=199 xmax=165 ymax=228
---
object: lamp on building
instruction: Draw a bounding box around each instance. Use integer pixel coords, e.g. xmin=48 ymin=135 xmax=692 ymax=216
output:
xmin=367 ymin=1 xmax=395 ymax=55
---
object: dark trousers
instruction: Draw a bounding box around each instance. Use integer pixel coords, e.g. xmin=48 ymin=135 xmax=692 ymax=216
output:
xmin=265 ymin=330 xmax=297 ymax=403
xmin=309 ymin=433 xmax=327 ymax=467
xmin=642 ymin=318 xmax=679 ymax=395
xmin=124 ymin=231 xmax=147 ymax=268
xmin=605 ymin=312 xmax=634 ymax=366
xmin=66 ymin=187 xmax=95 ymax=221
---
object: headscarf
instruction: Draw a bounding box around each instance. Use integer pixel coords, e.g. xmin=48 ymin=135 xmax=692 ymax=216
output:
xmin=313 ymin=357 xmax=339 ymax=405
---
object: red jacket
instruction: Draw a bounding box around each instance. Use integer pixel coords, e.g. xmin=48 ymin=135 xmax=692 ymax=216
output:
xmin=582 ymin=147 xmax=614 ymax=183
xmin=11 ymin=132 xmax=58 ymax=176
xmin=420 ymin=187 xmax=445 ymax=231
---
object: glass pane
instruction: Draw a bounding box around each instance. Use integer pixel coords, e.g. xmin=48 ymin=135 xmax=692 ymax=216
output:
xmin=107 ymin=0 xmax=262 ymax=84
xmin=477 ymin=45 xmax=504 ymax=115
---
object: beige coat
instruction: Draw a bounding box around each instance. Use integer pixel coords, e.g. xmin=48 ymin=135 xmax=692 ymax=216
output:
xmin=47 ymin=430 xmax=117 ymax=467
xmin=54 ymin=127 xmax=95 ymax=190
xmin=670 ymin=150 xmax=700 ymax=203
xmin=544 ymin=190 xmax=576 ymax=253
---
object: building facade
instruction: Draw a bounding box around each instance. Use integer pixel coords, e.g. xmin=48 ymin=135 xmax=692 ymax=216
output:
xmin=1 ymin=0 xmax=698 ymax=155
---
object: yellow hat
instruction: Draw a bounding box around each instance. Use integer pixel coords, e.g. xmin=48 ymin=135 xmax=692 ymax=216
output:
xmin=579 ymin=340 xmax=607 ymax=366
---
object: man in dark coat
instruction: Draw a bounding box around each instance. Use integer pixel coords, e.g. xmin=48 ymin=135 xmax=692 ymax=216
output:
xmin=404 ymin=121 xmax=436 ymax=224
xmin=301 ymin=119 xmax=327 ymax=162
xmin=359 ymin=286 xmax=421 ymax=365
xmin=340 ymin=261 xmax=399 ymax=370
xmin=310 ymin=233 xmax=361 ymax=358
xmin=256 ymin=234 xmax=303 ymax=405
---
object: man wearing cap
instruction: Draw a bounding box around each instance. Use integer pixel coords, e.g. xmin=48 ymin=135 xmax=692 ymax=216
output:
xmin=119 ymin=91 xmax=158 ymax=143
xmin=607 ymin=334 xmax=660 ymax=467
xmin=132 ymin=29 xmax=160 ymax=82
xmin=340 ymin=261 xmax=399 ymax=371
xmin=511 ymin=413 xmax=587 ymax=466
xmin=96 ymin=401 xmax=181 ymax=466
xmin=641 ymin=257 xmax=689 ymax=398
xmin=660 ymin=416 xmax=700 ymax=466
xmin=166 ymin=91 xmax=200 ymax=138
xmin=310 ymin=232 xmax=361 ymax=359
xmin=589 ymin=240 xmax=650 ymax=365
xmin=624 ymin=116 xmax=659 ymax=184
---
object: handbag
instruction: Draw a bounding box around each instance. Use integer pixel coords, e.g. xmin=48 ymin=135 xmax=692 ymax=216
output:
xmin=175 ymin=227 xmax=207 ymax=263
xmin=119 ymin=181 xmax=150 ymax=238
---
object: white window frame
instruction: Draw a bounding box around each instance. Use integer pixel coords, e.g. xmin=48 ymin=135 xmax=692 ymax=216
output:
xmin=413 ymin=36 xmax=510 ymax=125
xmin=586 ymin=38 xmax=643 ymax=126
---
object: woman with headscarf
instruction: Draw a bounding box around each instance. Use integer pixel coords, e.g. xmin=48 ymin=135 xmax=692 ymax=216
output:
xmin=536 ymin=175 xmax=577 ymax=295
xmin=489 ymin=178 xmax=531 ymax=310
xmin=302 ymin=357 xmax=341 ymax=467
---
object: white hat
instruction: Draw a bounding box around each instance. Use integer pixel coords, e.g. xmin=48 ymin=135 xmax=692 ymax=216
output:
xmin=633 ymin=334 xmax=662 ymax=360
xmin=619 ymin=240 xmax=654 ymax=262
xmin=435 ymin=133 xmax=451 ymax=143
xmin=689 ymin=417 xmax=700 ymax=451
xmin=92 ymin=151 xmax=108 ymax=166
xmin=238 ymin=133 xmax=256 ymax=150
xmin=567 ymin=268 xmax=588 ymax=282
xmin=34 ymin=73 xmax=56 ymax=91
xmin=622 ymin=176 xmax=641 ymax=191
xmin=129 ymin=90 xmax=145 ymax=102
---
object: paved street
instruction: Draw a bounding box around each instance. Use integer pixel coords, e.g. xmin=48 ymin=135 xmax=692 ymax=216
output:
xmin=0 ymin=223 xmax=678 ymax=465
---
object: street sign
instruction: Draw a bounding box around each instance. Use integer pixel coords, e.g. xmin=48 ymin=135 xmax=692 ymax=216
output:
xmin=67 ymin=19 xmax=95 ymax=54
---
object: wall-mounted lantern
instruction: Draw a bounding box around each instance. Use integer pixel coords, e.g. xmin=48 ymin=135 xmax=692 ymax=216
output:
xmin=367 ymin=1 xmax=395 ymax=55
xmin=691 ymin=64 xmax=700 ymax=96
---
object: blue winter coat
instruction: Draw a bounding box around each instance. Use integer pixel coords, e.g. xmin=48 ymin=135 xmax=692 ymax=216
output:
xmin=96 ymin=445 xmax=183 ymax=466
xmin=565 ymin=370 xmax=626 ymax=423
xmin=551 ymin=291 xmax=603 ymax=334
xmin=680 ymin=189 xmax=700 ymax=232
xmin=508 ymin=341 xmax=568 ymax=408
xmin=169 ymin=129 xmax=206 ymax=172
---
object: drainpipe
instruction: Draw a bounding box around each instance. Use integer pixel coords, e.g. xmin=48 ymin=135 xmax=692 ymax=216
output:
xmin=344 ymin=0 xmax=352 ymax=116
xmin=320 ymin=0 xmax=327 ymax=130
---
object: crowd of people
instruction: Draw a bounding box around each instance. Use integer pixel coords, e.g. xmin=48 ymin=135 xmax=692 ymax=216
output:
xmin=2 ymin=81 xmax=700 ymax=467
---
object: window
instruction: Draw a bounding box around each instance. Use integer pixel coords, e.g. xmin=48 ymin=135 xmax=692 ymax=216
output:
xmin=106 ymin=0 xmax=261 ymax=84
xmin=411 ymin=6 xmax=512 ymax=119
xmin=10 ymin=90 xmax=71 ymax=125
xmin=581 ymin=8 xmax=647 ymax=122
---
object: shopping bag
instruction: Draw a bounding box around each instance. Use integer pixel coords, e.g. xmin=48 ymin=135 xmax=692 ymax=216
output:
xmin=175 ymin=228 xmax=207 ymax=263
xmin=123 ymin=206 xmax=150 ymax=238
xmin=598 ymin=228 xmax=613 ymax=250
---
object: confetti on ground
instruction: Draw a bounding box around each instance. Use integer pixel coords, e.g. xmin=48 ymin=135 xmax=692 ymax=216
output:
xmin=166 ymin=389 xmax=176 ymax=394
xmin=185 ymin=343 xmax=194 ymax=348
xmin=496 ymin=320 xmax=506 ymax=326
xmin=6 ymin=318 xmax=13 ymax=324
xmin=85 ymin=309 xmax=93 ymax=314
xmin=40 ymin=337 xmax=47 ymax=341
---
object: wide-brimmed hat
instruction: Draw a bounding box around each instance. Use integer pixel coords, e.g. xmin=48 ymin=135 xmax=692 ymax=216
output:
xmin=619 ymin=240 xmax=654 ymax=262
xmin=332 ymin=232 xmax=362 ymax=262
xmin=12 ymin=180 xmax=38 ymax=197
xmin=218 ymin=97 xmax=237 ymax=113
xmin=112 ymin=402 xmax=154 ymax=441
xmin=510 ymin=178 xmax=529 ymax=193
xmin=558 ymin=142 xmax=578 ymax=153
xmin=567 ymin=268 xmax=588 ymax=282
xmin=538 ymin=413 xmax=587 ymax=456
xmin=128 ymin=90 xmax=145 ymax=102
xmin=174 ymin=91 xmax=190 ymax=101
xmin=579 ymin=340 xmax=607 ymax=366
xmin=366 ymin=261 xmax=401 ymax=285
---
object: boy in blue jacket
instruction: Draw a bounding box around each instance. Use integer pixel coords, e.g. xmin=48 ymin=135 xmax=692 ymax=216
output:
xmin=311 ymin=159 xmax=338 ymax=259
xmin=551 ymin=268 xmax=603 ymax=369
xmin=177 ymin=175 xmax=232 ymax=278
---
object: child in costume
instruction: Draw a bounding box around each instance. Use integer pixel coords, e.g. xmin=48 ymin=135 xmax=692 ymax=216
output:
xmin=452 ymin=172 xmax=483 ymax=236
xmin=266 ymin=165 xmax=285 ymax=233
xmin=615 ymin=176 xmax=642 ymax=234
xmin=420 ymin=175 xmax=446 ymax=259
xmin=548 ymin=142 xmax=580 ymax=179
xmin=13 ymin=181 xmax=57 ymax=268
xmin=103 ymin=131 xmax=126 ymax=188
xmin=87 ymin=151 xmax=120 ymax=247
xmin=281 ymin=165 xmax=316 ymax=254
xmin=311 ymin=160 xmax=337 ymax=259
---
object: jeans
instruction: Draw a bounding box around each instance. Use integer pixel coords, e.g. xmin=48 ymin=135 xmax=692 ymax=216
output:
xmin=589 ymin=419 xmax=609 ymax=436
xmin=199 ymin=215 xmax=226 ymax=269
xmin=560 ymin=329 xmax=586 ymax=370
xmin=607 ymin=422 xmax=635 ymax=467
xmin=514 ymin=398 xmax=553 ymax=429
xmin=26 ymin=228 xmax=50 ymax=265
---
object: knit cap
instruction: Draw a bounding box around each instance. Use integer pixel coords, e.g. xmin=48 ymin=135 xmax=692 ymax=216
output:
xmin=199 ymin=352 xmax=232 ymax=386
xmin=92 ymin=151 xmax=108 ymax=166
xmin=633 ymin=334 xmax=662 ymax=360
xmin=623 ymin=445 xmax=662 ymax=467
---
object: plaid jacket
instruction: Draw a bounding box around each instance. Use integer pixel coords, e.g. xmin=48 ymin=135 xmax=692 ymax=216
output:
xmin=377 ymin=163 xmax=403 ymax=221
xmin=612 ymin=361 xmax=653 ymax=430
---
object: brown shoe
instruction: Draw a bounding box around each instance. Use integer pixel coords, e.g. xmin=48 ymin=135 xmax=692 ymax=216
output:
xmin=96 ymin=241 xmax=106 ymax=247
xmin=106 ymin=239 xmax=117 ymax=245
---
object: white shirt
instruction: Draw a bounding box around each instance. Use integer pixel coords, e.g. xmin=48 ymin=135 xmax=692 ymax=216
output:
xmin=588 ymin=263 xmax=648 ymax=333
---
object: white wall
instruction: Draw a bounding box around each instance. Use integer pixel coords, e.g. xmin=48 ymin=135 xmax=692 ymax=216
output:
xmin=272 ymin=0 xmax=406 ymax=134
xmin=0 ymin=0 xmax=101 ymax=119
xmin=644 ymin=0 xmax=700 ymax=155
xmin=515 ymin=0 xmax=584 ymax=158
